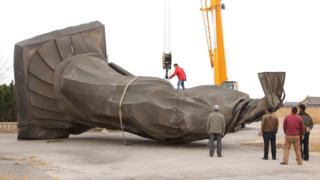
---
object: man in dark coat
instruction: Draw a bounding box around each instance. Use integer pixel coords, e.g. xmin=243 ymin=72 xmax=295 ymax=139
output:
xmin=299 ymin=104 xmax=314 ymax=161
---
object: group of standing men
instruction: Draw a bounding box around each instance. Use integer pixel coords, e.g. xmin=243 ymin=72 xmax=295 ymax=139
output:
xmin=205 ymin=103 xmax=314 ymax=164
xmin=261 ymin=104 xmax=314 ymax=165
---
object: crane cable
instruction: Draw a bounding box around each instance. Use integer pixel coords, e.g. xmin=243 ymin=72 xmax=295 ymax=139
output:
xmin=118 ymin=76 xmax=140 ymax=145
xmin=163 ymin=0 xmax=171 ymax=54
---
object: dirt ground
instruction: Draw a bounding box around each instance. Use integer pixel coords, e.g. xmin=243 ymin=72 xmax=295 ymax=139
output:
xmin=275 ymin=107 xmax=320 ymax=124
xmin=1 ymin=123 xmax=320 ymax=180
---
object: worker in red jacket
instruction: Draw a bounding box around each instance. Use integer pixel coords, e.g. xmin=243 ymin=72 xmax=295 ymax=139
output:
xmin=280 ymin=106 xmax=305 ymax=165
xmin=169 ymin=63 xmax=186 ymax=90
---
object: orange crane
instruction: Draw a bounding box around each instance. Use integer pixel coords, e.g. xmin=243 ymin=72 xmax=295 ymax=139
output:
xmin=162 ymin=0 xmax=237 ymax=90
xmin=200 ymin=0 xmax=238 ymax=89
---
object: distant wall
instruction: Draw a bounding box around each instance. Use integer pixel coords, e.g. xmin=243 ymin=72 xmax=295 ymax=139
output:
xmin=0 ymin=122 xmax=17 ymax=133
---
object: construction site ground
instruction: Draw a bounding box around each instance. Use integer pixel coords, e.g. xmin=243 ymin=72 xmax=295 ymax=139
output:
xmin=1 ymin=122 xmax=320 ymax=180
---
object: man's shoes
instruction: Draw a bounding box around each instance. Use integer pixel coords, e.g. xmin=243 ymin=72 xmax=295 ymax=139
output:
xmin=304 ymin=158 xmax=309 ymax=161
xmin=280 ymin=162 xmax=288 ymax=165
xmin=218 ymin=155 xmax=223 ymax=157
xmin=272 ymin=157 xmax=277 ymax=160
xmin=262 ymin=157 xmax=268 ymax=160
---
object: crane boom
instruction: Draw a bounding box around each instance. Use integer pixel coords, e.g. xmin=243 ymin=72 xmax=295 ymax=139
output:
xmin=200 ymin=0 xmax=228 ymax=85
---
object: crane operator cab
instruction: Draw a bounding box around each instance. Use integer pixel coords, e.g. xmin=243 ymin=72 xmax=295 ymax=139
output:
xmin=222 ymin=81 xmax=238 ymax=91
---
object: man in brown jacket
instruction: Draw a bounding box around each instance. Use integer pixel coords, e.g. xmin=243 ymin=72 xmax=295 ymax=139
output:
xmin=261 ymin=107 xmax=279 ymax=160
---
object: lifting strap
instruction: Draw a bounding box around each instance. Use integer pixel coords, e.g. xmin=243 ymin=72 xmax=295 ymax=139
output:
xmin=118 ymin=76 xmax=140 ymax=145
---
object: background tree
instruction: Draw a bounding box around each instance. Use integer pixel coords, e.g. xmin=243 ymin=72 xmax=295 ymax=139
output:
xmin=0 ymin=81 xmax=17 ymax=122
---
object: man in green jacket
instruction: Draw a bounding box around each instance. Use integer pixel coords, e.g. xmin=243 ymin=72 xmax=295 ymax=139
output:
xmin=207 ymin=105 xmax=225 ymax=157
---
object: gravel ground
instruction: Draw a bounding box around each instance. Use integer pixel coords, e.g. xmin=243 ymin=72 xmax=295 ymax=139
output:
xmin=1 ymin=123 xmax=320 ymax=180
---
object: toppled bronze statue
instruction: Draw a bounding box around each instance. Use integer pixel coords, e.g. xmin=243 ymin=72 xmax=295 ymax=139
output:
xmin=14 ymin=21 xmax=285 ymax=143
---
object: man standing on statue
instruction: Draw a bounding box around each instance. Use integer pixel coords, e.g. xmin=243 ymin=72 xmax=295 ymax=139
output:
xmin=169 ymin=63 xmax=186 ymax=90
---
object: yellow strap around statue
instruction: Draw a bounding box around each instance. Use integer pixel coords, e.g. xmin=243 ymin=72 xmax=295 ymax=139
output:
xmin=118 ymin=76 xmax=140 ymax=145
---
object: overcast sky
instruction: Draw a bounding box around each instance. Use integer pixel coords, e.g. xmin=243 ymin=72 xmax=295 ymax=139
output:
xmin=1 ymin=0 xmax=319 ymax=101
